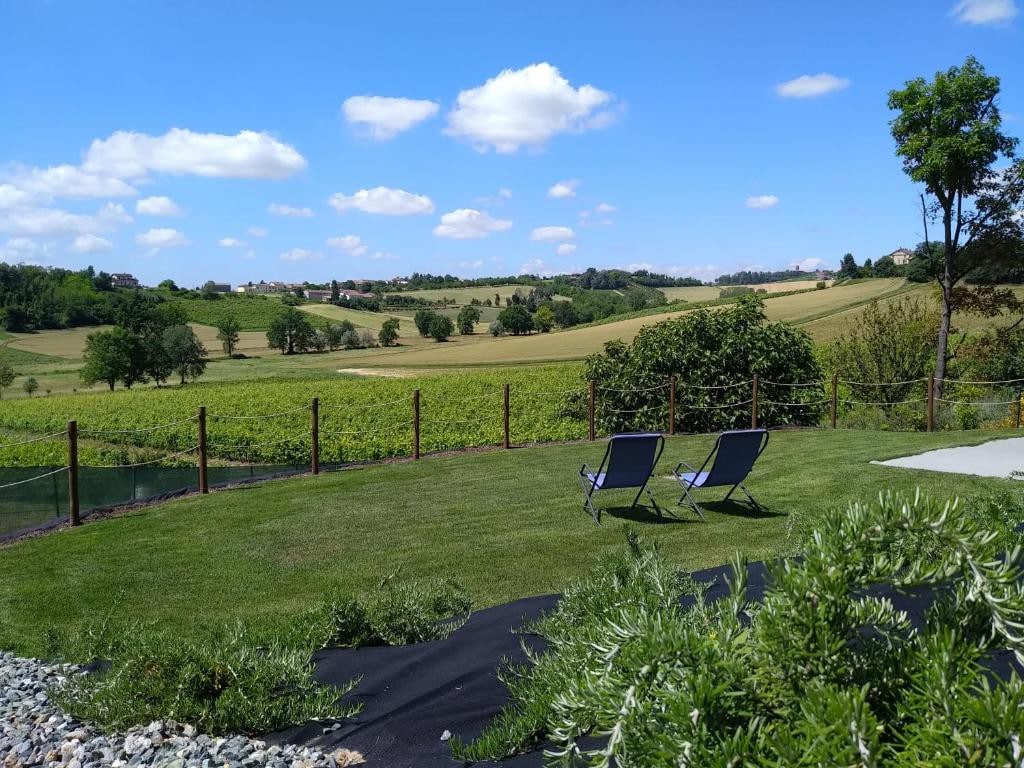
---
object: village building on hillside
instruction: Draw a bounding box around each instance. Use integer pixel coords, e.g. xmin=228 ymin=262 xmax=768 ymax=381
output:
xmin=235 ymin=281 xmax=294 ymax=295
xmin=889 ymin=248 xmax=914 ymax=266
xmin=111 ymin=273 xmax=139 ymax=288
xmin=303 ymin=289 xmax=333 ymax=302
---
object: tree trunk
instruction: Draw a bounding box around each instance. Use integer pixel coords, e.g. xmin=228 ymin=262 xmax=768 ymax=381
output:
xmin=935 ymin=208 xmax=956 ymax=402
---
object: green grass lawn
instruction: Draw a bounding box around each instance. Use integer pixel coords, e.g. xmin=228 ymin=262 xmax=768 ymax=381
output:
xmin=0 ymin=428 xmax=1018 ymax=657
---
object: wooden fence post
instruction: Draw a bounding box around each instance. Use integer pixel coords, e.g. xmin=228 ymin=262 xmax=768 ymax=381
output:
xmin=928 ymin=375 xmax=937 ymax=432
xmin=67 ymin=420 xmax=80 ymax=526
xmin=311 ymin=397 xmax=319 ymax=475
xmin=503 ymin=384 xmax=510 ymax=449
xmin=588 ymin=381 xmax=596 ymax=441
xmin=198 ymin=406 xmax=208 ymax=493
xmin=751 ymin=375 xmax=759 ymax=430
xmin=668 ymin=376 xmax=676 ymax=436
xmin=413 ymin=389 xmax=421 ymax=459
xmin=1016 ymin=391 xmax=1022 ymax=429
xmin=830 ymin=374 xmax=838 ymax=430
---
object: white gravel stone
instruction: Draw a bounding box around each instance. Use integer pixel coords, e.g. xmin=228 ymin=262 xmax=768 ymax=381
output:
xmin=0 ymin=652 xmax=362 ymax=767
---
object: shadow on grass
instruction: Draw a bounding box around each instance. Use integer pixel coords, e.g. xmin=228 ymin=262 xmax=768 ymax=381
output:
xmin=695 ymin=499 xmax=788 ymax=519
xmin=601 ymin=505 xmax=695 ymax=525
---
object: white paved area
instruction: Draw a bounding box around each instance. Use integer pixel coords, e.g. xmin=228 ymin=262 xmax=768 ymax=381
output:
xmin=873 ymin=437 xmax=1024 ymax=479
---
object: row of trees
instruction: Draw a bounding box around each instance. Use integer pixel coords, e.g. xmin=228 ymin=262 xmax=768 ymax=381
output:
xmin=265 ymin=308 xmax=400 ymax=354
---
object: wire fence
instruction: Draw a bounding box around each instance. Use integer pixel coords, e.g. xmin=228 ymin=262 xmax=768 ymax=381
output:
xmin=1 ymin=375 xmax=1021 ymax=540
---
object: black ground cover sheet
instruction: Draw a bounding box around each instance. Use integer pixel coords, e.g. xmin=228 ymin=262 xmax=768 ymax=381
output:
xmin=269 ymin=561 xmax=1021 ymax=767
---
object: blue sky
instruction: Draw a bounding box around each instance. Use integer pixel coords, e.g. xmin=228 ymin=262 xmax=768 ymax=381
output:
xmin=1 ymin=0 xmax=1022 ymax=287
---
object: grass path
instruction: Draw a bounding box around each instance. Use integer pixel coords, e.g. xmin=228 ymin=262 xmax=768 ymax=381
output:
xmin=0 ymin=428 xmax=1016 ymax=657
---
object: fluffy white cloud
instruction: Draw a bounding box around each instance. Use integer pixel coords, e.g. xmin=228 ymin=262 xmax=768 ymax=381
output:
xmin=326 ymin=234 xmax=368 ymax=256
xmin=70 ymin=234 xmax=113 ymax=253
xmin=218 ymin=237 xmax=245 ymax=248
xmin=445 ymin=63 xmax=614 ymax=153
xmin=136 ymin=195 xmax=182 ymax=216
xmin=268 ymin=203 xmax=314 ymax=217
xmin=519 ymin=258 xmax=554 ymax=276
xmin=0 ymin=237 xmax=54 ymax=261
xmin=595 ymin=202 xmax=616 ymax=213
xmin=280 ymin=248 xmax=321 ymax=261
xmin=951 ymin=0 xmax=1018 ymax=23
xmin=9 ymin=164 xmax=137 ymax=199
xmin=745 ymin=195 xmax=780 ymax=209
xmin=342 ymin=96 xmax=440 ymax=140
xmin=328 ymin=186 xmax=434 ymax=216
xmin=0 ymin=184 xmax=31 ymax=209
xmin=433 ymin=208 xmax=513 ymax=239
xmin=556 ymin=243 xmax=577 ymax=256
xmin=83 ymin=128 xmax=307 ymax=179
xmin=0 ymin=202 xmax=130 ymax=236
xmin=247 ymin=226 xmax=268 ymax=237
xmin=776 ymin=73 xmax=850 ymax=99
xmin=135 ymin=228 xmax=188 ymax=248
xmin=792 ymin=257 xmax=825 ymax=271
xmin=531 ymin=225 xmax=576 ymax=242
xmin=456 ymin=259 xmax=484 ymax=269
xmin=548 ymin=179 xmax=579 ymax=199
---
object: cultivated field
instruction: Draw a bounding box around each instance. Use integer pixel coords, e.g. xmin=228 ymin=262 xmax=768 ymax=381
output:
xmin=660 ymin=279 xmax=830 ymax=302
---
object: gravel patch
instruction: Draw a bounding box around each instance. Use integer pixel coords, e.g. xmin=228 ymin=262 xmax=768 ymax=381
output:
xmin=0 ymin=651 xmax=364 ymax=768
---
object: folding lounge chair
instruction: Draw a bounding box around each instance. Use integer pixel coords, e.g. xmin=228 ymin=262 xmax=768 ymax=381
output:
xmin=578 ymin=432 xmax=665 ymax=524
xmin=673 ymin=429 xmax=769 ymax=519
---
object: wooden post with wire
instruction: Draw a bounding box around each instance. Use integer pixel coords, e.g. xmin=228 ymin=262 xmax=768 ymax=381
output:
xmin=198 ymin=406 xmax=208 ymax=493
xmin=926 ymin=375 xmax=935 ymax=433
xmin=67 ymin=420 xmax=80 ymax=526
xmin=668 ymin=376 xmax=676 ymax=436
xmin=413 ymin=389 xmax=421 ymax=459
xmin=1016 ymin=390 xmax=1022 ymax=429
xmin=311 ymin=397 xmax=320 ymax=475
xmin=751 ymin=375 xmax=759 ymax=430
xmin=588 ymin=381 xmax=596 ymax=441
xmin=503 ymin=384 xmax=510 ymax=449
xmin=830 ymin=374 xmax=838 ymax=430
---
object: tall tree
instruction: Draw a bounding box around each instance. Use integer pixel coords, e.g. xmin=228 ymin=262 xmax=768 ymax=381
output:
xmin=162 ymin=325 xmax=208 ymax=385
xmin=889 ymin=56 xmax=1024 ymax=396
xmin=266 ymin=308 xmax=314 ymax=354
xmin=216 ymin=317 xmax=241 ymax=356
xmin=0 ymin=359 xmax=15 ymax=398
xmin=838 ymin=253 xmax=859 ymax=280
xmin=81 ymin=327 xmax=134 ymax=391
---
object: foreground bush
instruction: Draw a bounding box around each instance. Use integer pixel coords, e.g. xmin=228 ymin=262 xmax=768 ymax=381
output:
xmin=52 ymin=625 xmax=359 ymax=735
xmin=453 ymin=492 xmax=1024 ymax=765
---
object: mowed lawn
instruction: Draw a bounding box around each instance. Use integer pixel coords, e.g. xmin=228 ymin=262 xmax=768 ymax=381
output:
xmin=0 ymin=428 xmax=1017 ymax=657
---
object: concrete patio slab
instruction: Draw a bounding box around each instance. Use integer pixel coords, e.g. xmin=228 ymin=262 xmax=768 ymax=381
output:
xmin=873 ymin=437 xmax=1024 ymax=479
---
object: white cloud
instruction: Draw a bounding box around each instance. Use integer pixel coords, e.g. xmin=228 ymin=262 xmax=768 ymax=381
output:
xmin=745 ymin=195 xmax=780 ymax=209
xmin=792 ymin=257 xmax=825 ymax=271
xmin=499 ymin=187 xmax=512 ymax=199
xmin=328 ymin=186 xmax=434 ymax=216
xmin=8 ymin=164 xmax=137 ymax=200
xmin=247 ymin=226 xmax=268 ymax=237
xmin=342 ymin=96 xmax=440 ymax=140
xmin=70 ymin=234 xmax=113 ymax=253
xmin=0 ymin=202 xmax=130 ymax=236
xmin=0 ymin=184 xmax=31 ymax=209
xmin=951 ymin=0 xmax=1018 ymax=23
xmin=326 ymin=234 xmax=368 ymax=256
xmin=280 ymin=248 xmax=321 ymax=261
xmin=135 ymin=227 xmax=188 ymax=248
xmin=595 ymin=202 xmax=616 ymax=213
xmin=556 ymin=243 xmax=577 ymax=257
xmin=433 ymin=208 xmax=513 ymax=239
xmin=218 ymin=237 xmax=245 ymax=248
xmin=519 ymin=258 xmax=554 ymax=276
xmin=776 ymin=73 xmax=850 ymax=99
xmin=445 ymin=63 xmax=615 ymax=153
xmin=531 ymin=225 xmax=576 ymax=242
xmin=548 ymin=179 xmax=579 ymax=199
xmin=456 ymin=259 xmax=484 ymax=269
xmin=83 ymin=128 xmax=307 ymax=179
xmin=268 ymin=203 xmax=314 ymax=217
xmin=136 ymin=195 xmax=182 ymax=216
xmin=0 ymin=237 xmax=54 ymax=261
xmin=369 ymin=250 xmax=398 ymax=261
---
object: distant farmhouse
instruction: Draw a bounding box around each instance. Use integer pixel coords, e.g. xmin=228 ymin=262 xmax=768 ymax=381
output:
xmin=235 ymin=281 xmax=295 ymax=295
xmin=303 ymin=288 xmax=376 ymax=303
xmin=889 ymin=248 xmax=914 ymax=266
xmin=111 ymin=273 xmax=139 ymax=288
xmin=303 ymin=289 xmax=332 ymax=302
xmin=207 ymin=282 xmax=231 ymax=293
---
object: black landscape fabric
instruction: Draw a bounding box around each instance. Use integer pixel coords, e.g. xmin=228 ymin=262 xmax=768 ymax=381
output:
xmin=269 ymin=560 xmax=1023 ymax=767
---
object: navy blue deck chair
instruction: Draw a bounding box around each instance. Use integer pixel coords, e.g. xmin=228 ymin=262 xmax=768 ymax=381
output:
xmin=578 ymin=432 xmax=665 ymax=524
xmin=672 ymin=429 xmax=769 ymax=519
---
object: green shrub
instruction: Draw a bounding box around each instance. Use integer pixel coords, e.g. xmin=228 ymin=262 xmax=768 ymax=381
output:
xmin=455 ymin=492 xmax=1024 ymax=765
xmin=52 ymin=623 xmax=358 ymax=735
xmin=304 ymin=576 xmax=472 ymax=649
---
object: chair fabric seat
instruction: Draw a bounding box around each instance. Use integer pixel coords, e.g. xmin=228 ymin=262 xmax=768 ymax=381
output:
xmin=584 ymin=472 xmax=606 ymax=489
xmin=679 ymin=471 xmax=710 ymax=488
